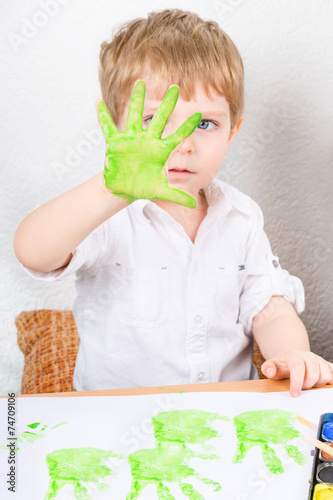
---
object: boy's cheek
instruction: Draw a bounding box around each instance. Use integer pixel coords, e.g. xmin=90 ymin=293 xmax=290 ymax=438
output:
xmin=161 ymin=123 xmax=174 ymax=138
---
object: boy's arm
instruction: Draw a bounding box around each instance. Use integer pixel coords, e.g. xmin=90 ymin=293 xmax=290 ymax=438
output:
xmin=14 ymin=172 xmax=128 ymax=272
xmin=252 ymin=296 xmax=333 ymax=397
xmin=14 ymin=81 xmax=202 ymax=274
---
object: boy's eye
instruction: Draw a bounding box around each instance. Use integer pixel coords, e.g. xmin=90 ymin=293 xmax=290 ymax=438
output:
xmin=143 ymin=116 xmax=217 ymax=130
xmin=143 ymin=116 xmax=153 ymax=127
xmin=197 ymin=119 xmax=216 ymax=130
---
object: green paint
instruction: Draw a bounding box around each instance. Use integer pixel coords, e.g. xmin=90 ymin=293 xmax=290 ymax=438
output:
xmin=126 ymin=410 xmax=227 ymax=499
xmin=97 ymin=81 xmax=202 ymax=208
xmin=51 ymin=421 xmax=67 ymax=430
xmin=152 ymin=409 xmax=230 ymax=444
xmin=284 ymin=444 xmax=307 ymax=464
xmin=27 ymin=422 xmax=40 ymax=429
xmin=0 ymin=409 xmax=306 ymax=498
xmin=0 ymin=421 xmax=68 ymax=451
xmin=45 ymin=447 xmax=125 ymax=500
xmin=127 ymin=444 xmax=221 ymax=499
xmin=18 ymin=423 xmax=49 ymax=445
xmin=19 ymin=421 xmax=67 ymax=443
xmin=20 ymin=427 xmax=47 ymax=443
xmin=232 ymin=410 xmax=307 ymax=474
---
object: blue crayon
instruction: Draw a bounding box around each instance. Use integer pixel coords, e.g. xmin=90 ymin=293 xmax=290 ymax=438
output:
xmin=322 ymin=422 xmax=333 ymax=441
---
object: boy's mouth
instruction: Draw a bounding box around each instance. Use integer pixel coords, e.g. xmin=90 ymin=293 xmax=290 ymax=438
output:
xmin=168 ymin=168 xmax=193 ymax=177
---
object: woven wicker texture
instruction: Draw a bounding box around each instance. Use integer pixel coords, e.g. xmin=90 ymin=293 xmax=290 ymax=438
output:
xmin=253 ymin=339 xmax=266 ymax=379
xmin=16 ymin=309 xmax=80 ymax=394
xmin=16 ymin=309 xmax=267 ymax=394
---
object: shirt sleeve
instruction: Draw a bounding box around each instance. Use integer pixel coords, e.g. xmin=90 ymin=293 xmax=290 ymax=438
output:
xmin=20 ymin=221 xmax=111 ymax=282
xmin=238 ymin=202 xmax=305 ymax=336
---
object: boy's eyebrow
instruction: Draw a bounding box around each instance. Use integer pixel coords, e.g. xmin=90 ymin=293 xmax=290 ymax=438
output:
xmin=200 ymin=111 xmax=227 ymax=118
xmin=144 ymin=105 xmax=227 ymax=118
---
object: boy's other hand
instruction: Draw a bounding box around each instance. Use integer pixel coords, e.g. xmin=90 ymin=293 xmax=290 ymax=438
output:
xmin=261 ymin=351 xmax=333 ymax=398
xmin=96 ymin=81 xmax=202 ymax=207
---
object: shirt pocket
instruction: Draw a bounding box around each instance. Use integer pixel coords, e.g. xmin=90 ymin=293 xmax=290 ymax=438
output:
xmin=216 ymin=265 xmax=243 ymax=321
xmin=110 ymin=264 xmax=169 ymax=328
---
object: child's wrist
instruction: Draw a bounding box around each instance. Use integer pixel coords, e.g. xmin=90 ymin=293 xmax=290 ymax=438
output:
xmin=97 ymin=172 xmax=130 ymax=206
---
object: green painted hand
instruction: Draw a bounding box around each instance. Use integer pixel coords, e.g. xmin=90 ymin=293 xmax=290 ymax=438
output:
xmin=232 ymin=409 xmax=307 ymax=474
xmin=96 ymin=81 xmax=202 ymax=207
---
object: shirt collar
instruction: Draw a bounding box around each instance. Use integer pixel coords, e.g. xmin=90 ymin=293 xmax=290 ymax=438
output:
xmin=139 ymin=177 xmax=255 ymax=222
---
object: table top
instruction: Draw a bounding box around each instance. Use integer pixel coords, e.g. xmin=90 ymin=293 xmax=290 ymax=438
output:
xmin=17 ymin=379 xmax=333 ymax=398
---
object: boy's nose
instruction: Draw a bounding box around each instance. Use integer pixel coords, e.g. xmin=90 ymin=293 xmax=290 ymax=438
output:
xmin=165 ymin=136 xmax=194 ymax=168
xmin=173 ymin=135 xmax=194 ymax=155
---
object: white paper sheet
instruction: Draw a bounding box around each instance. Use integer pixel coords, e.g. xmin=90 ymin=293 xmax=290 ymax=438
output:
xmin=1 ymin=388 xmax=332 ymax=499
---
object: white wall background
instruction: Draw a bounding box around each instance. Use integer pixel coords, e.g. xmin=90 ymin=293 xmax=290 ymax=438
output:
xmin=1 ymin=0 xmax=332 ymax=396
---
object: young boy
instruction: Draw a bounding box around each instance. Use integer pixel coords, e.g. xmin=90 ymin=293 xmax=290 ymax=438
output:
xmin=14 ymin=9 xmax=332 ymax=397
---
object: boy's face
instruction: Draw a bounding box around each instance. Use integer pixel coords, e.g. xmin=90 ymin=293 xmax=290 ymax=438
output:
xmin=117 ymin=72 xmax=242 ymax=203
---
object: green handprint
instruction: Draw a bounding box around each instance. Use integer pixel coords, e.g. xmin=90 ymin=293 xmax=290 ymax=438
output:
xmin=232 ymin=409 xmax=307 ymax=474
xmin=152 ymin=409 xmax=229 ymax=444
xmin=127 ymin=443 xmax=218 ymax=500
xmin=45 ymin=447 xmax=125 ymax=499
xmin=35 ymin=408 xmax=310 ymax=499
xmin=42 ymin=411 xmax=225 ymax=500
xmin=97 ymin=81 xmax=202 ymax=208
xmin=126 ymin=410 xmax=228 ymax=499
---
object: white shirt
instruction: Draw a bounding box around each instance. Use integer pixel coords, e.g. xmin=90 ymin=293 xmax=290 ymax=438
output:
xmin=23 ymin=179 xmax=305 ymax=391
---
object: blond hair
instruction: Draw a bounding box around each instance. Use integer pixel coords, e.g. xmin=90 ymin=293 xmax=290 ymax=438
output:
xmin=99 ymin=9 xmax=244 ymax=129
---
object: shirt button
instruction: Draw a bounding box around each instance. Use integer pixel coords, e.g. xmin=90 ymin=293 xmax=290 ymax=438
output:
xmin=197 ymin=371 xmax=205 ymax=380
xmin=272 ymin=259 xmax=279 ymax=268
xmin=194 ymin=315 xmax=203 ymax=324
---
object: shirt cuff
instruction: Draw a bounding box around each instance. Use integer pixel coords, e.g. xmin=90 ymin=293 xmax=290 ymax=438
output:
xmin=239 ymin=255 xmax=305 ymax=335
xmin=268 ymin=255 xmax=305 ymax=315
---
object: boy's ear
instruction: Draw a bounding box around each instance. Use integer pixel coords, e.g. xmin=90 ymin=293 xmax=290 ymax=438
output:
xmin=228 ymin=117 xmax=243 ymax=142
xmin=225 ymin=117 xmax=243 ymax=153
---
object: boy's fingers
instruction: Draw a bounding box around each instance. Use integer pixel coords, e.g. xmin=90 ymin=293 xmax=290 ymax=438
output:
xmin=164 ymin=112 xmax=202 ymax=150
xmin=262 ymin=357 xmax=304 ymax=397
xmin=96 ymin=100 xmax=118 ymax=138
xmin=126 ymin=81 xmax=145 ymax=132
xmin=261 ymin=359 xmax=288 ymax=379
xmin=302 ymin=361 xmax=322 ymax=390
xmin=261 ymin=361 xmax=277 ymax=378
xmin=313 ymin=362 xmax=333 ymax=387
xmin=288 ymin=358 xmax=306 ymax=398
xmin=157 ymin=183 xmax=197 ymax=208
xmin=263 ymin=356 xmax=333 ymax=397
xmin=147 ymin=86 xmax=179 ymax=138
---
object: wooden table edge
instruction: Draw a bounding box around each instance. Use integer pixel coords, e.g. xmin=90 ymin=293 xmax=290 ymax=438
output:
xmin=3 ymin=380 xmax=333 ymax=398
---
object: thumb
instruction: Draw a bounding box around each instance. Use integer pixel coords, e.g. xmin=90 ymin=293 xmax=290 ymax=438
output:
xmin=157 ymin=183 xmax=197 ymax=208
xmin=261 ymin=358 xmax=290 ymax=380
